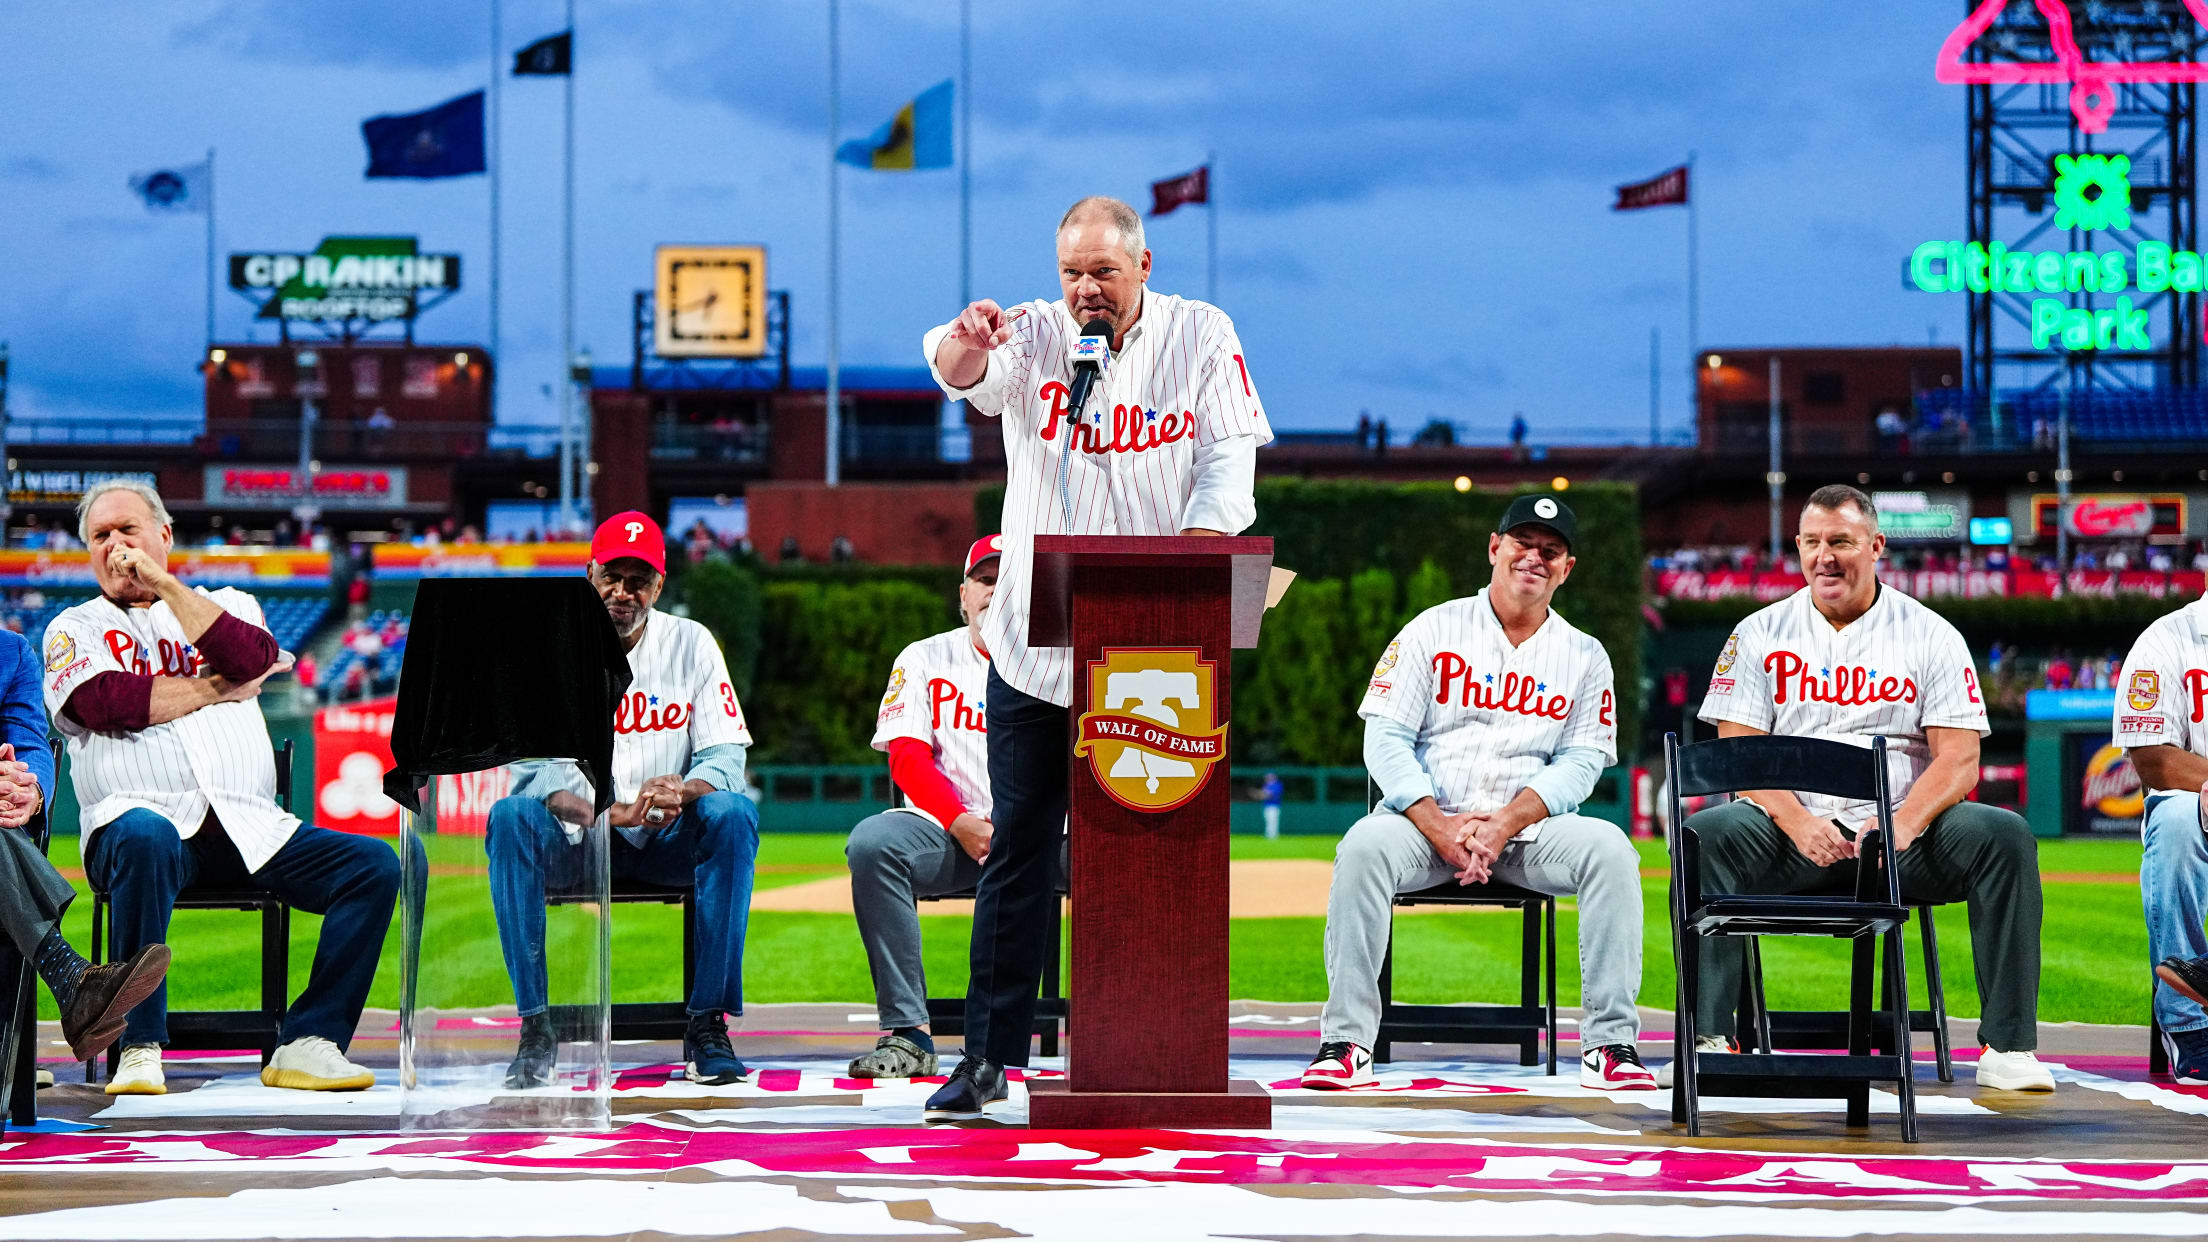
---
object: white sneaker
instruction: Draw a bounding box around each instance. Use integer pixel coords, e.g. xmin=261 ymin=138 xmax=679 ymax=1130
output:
xmin=261 ymin=1036 xmax=375 ymax=1091
xmin=105 ymin=1043 xmax=166 ymax=1095
xmin=1300 ymin=1040 xmax=1376 ymax=1090
xmin=1975 ymin=1047 xmax=2056 ymax=1092
xmin=1654 ymin=1036 xmax=1735 ymax=1088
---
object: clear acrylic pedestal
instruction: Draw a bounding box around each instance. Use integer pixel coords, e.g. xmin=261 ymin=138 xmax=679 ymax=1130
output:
xmin=399 ymin=760 xmax=611 ymax=1132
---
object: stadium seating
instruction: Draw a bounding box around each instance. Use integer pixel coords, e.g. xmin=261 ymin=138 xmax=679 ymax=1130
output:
xmin=1918 ymin=387 xmax=2208 ymax=450
xmin=321 ymin=609 xmax=410 ymax=701
xmin=0 ymin=589 xmax=328 ymax=656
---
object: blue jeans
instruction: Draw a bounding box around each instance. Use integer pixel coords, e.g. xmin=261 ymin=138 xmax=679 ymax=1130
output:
xmin=484 ymin=791 xmax=759 ymax=1018
xmin=83 ymin=808 xmax=401 ymax=1050
xmin=2143 ymin=791 xmax=2208 ymax=1033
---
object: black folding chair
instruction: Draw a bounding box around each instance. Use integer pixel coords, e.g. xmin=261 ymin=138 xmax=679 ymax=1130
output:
xmin=922 ymin=881 xmax=1066 ymax=1058
xmin=1740 ymin=898 xmax=1956 ymax=1082
xmin=547 ymin=878 xmax=696 ymax=1041
xmin=89 ymin=740 xmax=296 ymax=1078
xmin=1665 ymin=732 xmax=1918 ymax=1142
xmin=1363 ymin=779 xmax=1558 ymax=1071
xmin=0 ymin=816 xmax=52 ymax=1134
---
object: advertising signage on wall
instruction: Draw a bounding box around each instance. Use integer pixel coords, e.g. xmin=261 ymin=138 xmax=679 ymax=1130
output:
xmin=2028 ymin=492 xmax=2187 ymax=540
xmin=1870 ymin=489 xmax=1967 ymax=542
xmin=203 ymin=466 xmax=408 ymax=509
xmin=230 ymin=236 xmax=460 ymax=323
xmin=6 ymin=469 xmax=155 ymax=506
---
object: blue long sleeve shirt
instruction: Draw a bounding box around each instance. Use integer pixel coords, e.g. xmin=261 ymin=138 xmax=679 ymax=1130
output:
xmin=0 ymin=631 xmax=57 ymax=810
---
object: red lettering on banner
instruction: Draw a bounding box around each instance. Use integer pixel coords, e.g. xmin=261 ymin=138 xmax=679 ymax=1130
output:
xmin=2187 ymin=668 xmax=2208 ymax=724
xmin=614 ymin=692 xmax=691 ymax=735
xmin=927 ymin=678 xmax=987 ymax=734
xmin=1430 ymin=651 xmax=1570 ymax=720
xmin=1036 ymin=381 xmax=1193 ymax=454
xmin=1765 ymin=650 xmax=1918 ymax=707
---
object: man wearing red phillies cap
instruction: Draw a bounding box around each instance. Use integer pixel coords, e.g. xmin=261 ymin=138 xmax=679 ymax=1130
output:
xmin=484 ymin=511 xmax=760 ymax=1089
xmin=842 ymin=536 xmax=1050 ymax=1079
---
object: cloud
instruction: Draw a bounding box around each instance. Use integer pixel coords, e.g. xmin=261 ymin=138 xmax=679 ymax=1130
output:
xmin=1341 ymin=353 xmax=1506 ymax=394
xmin=170 ymin=0 xmax=490 ymax=71
xmin=0 ymin=155 xmax=65 ymax=182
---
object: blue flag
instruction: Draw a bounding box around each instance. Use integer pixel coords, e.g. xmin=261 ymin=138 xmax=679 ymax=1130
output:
xmin=837 ymin=79 xmax=953 ymax=170
xmin=363 ymin=91 xmax=487 ymax=179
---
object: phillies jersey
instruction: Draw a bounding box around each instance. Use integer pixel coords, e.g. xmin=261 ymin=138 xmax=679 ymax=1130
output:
xmin=43 ymin=588 xmax=300 ymax=872
xmin=2112 ymin=595 xmax=2208 ymax=795
xmin=1357 ymin=589 xmax=1617 ymax=842
xmin=923 ymin=292 xmax=1273 ymax=706
xmin=611 ymin=611 xmax=751 ymax=845
xmin=871 ymin=626 xmax=992 ymax=823
xmin=1699 ymin=585 xmax=1989 ymax=824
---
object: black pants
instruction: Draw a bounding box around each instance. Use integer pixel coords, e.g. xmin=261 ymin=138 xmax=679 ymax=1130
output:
xmin=0 ymin=827 xmax=72 ymax=961
xmin=963 ymin=666 xmax=1069 ymax=1066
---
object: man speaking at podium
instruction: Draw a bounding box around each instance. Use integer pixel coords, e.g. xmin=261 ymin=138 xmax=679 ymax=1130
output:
xmin=917 ymin=195 xmax=1273 ymax=1120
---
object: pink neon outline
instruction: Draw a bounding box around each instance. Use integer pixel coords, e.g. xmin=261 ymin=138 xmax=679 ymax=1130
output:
xmin=1935 ymin=0 xmax=2208 ymax=132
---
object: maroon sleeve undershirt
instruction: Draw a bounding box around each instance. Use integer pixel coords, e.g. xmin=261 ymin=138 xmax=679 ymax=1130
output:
xmin=62 ymin=671 xmax=154 ymax=733
xmin=194 ymin=610 xmax=279 ymax=681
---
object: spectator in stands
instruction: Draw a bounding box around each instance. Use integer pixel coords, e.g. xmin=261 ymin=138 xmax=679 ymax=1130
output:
xmin=832 ymin=534 xmax=857 ymax=563
xmin=2046 ymin=652 xmax=2074 ymax=690
xmin=293 ymin=651 xmax=317 ymax=709
xmin=1508 ymin=413 xmax=1529 ymax=462
xmin=52 ymin=479 xmax=399 ymax=1096
xmin=348 ymin=625 xmax=384 ymax=662
xmin=1374 ymin=417 xmax=1389 ymax=455
xmin=1356 ymin=411 xmax=1373 ymax=453
xmin=485 ymin=513 xmax=759 ymax=1089
xmin=779 ymin=535 xmax=804 ymax=564
xmin=1875 ymin=407 xmax=1906 ymax=451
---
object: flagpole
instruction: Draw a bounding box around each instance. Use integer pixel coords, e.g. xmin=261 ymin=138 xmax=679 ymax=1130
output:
xmin=1686 ymin=149 xmax=1699 ymax=437
xmin=825 ymin=0 xmax=842 ymax=488
xmin=489 ymin=0 xmax=501 ymax=424
xmin=204 ymin=147 xmax=216 ymax=350
xmin=959 ymin=0 xmax=972 ymax=310
xmin=559 ymin=0 xmax=576 ymax=532
xmin=1206 ymin=150 xmax=1218 ymax=305
xmin=1649 ymin=326 xmax=1660 ymax=445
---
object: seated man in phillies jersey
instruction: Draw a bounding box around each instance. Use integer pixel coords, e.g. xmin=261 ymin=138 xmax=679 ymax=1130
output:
xmin=1680 ymin=483 xmax=2052 ymax=1092
xmin=843 ymin=536 xmax=1008 ymax=1078
xmin=50 ymin=481 xmax=400 ymax=1097
xmin=484 ymin=512 xmax=759 ymax=1089
xmin=2111 ymin=591 xmax=2208 ymax=1083
xmin=1303 ymin=494 xmax=1655 ymax=1092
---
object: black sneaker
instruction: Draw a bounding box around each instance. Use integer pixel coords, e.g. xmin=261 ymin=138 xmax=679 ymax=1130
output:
xmin=2159 ymin=955 xmax=2208 ymax=1010
xmin=503 ymin=1013 xmax=557 ymax=1089
xmin=923 ymin=1053 xmax=1007 ymax=1122
xmin=2163 ymin=1023 xmax=2208 ymax=1086
xmin=684 ymin=1010 xmax=750 ymax=1086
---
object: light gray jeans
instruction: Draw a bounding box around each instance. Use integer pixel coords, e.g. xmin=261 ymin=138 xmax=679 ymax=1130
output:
xmin=846 ymin=811 xmax=985 ymax=1031
xmin=1319 ymin=811 xmax=1645 ymax=1051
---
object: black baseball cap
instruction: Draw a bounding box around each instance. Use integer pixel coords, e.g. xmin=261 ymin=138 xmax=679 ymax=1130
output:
xmin=1496 ymin=493 xmax=1577 ymax=550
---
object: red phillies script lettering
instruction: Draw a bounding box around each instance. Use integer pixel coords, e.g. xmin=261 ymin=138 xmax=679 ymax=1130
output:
xmin=615 ymin=692 xmax=691 ymax=735
xmin=2187 ymin=668 xmax=2208 ymax=723
xmin=1430 ymin=652 xmax=1569 ymax=720
xmin=1764 ymin=651 xmax=1918 ymax=707
xmin=104 ymin=631 xmax=202 ymax=676
xmin=1037 ymin=381 xmax=1194 ymax=454
xmin=928 ymin=678 xmax=986 ymax=734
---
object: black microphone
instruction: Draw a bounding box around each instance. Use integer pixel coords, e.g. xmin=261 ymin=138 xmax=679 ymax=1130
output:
xmin=1055 ymin=317 xmax=1113 ymax=528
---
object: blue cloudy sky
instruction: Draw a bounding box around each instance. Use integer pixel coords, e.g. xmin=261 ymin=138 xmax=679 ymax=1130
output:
xmin=2 ymin=2 xmax=1973 ymax=441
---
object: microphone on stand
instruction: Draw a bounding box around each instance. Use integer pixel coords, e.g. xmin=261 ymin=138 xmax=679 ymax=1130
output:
xmin=1055 ymin=317 xmax=1113 ymax=529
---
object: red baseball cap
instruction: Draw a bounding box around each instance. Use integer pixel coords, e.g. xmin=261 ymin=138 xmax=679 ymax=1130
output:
xmin=964 ymin=534 xmax=1003 ymax=576
xmin=591 ymin=511 xmax=666 ymax=574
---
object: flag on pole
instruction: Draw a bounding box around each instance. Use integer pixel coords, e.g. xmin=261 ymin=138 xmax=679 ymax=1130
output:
xmin=837 ymin=79 xmax=953 ymax=170
xmin=128 ymin=161 xmax=211 ymax=213
xmin=362 ymin=90 xmax=487 ymax=179
xmin=1150 ymin=165 xmax=1209 ymax=216
xmin=1613 ymin=163 xmax=1690 ymax=210
xmin=514 ymin=30 xmax=572 ymax=76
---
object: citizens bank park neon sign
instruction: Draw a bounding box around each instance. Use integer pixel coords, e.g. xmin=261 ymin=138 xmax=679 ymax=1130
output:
xmin=1914 ymin=0 xmax=2208 ymax=352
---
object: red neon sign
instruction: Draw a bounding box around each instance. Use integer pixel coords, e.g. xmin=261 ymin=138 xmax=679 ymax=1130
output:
xmin=1937 ymin=0 xmax=2208 ymax=134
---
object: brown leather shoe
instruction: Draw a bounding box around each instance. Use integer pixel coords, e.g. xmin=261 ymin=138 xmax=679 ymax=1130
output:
xmin=61 ymin=944 xmax=171 ymax=1062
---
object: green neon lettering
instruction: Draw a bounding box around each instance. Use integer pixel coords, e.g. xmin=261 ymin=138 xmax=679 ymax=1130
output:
xmin=2094 ymin=306 xmax=2118 ymax=349
xmin=2139 ymin=241 xmax=2171 ymax=293
xmin=2100 ymin=252 xmax=2128 ymax=293
xmin=2003 ymin=250 xmax=2031 ymax=291
xmin=2061 ymin=306 xmax=2093 ymax=350
xmin=2177 ymin=250 xmax=2204 ymax=293
xmin=2065 ymin=251 xmax=2101 ymax=291
xmin=2033 ymin=251 xmax=2065 ymax=292
xmin=2117 ymin=296 xmax=2152 ymax=349
xmin=1911 ymin=241 xmax=1949 ymax=292
xmin=1963 ymin=243 xmax=1991 ymax=294
xmin=1988 ymin=241 xmax=2009 ymax=292
xmin=2032 ymin=298 xmax=2064 ymax=348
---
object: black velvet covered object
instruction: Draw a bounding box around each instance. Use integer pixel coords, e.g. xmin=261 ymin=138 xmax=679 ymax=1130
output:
xmin=381 ymin=577 xmax=632 ymax=815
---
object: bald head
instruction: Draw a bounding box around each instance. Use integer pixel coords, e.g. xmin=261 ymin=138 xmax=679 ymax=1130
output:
xmin=1057 ymin=196 xmax=1146 ymax=265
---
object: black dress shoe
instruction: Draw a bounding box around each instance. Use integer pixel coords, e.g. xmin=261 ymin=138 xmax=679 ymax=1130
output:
xmin=504 ymin=1013 xmax=558 ymax=1089
xmin=923 ymin=1054 xmax=1007 ymax=1122
xmin=2159 ymin=955 xmax=2208 ymax=1009
xmin=61 ymin=944 xmax=170 ymax=1062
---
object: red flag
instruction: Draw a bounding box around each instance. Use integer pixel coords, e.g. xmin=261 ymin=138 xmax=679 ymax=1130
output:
xmin=1613 ymin=163 xmax=1689 ymax=211
xmin=1150 ymin=165 xmax=1210 ymax=216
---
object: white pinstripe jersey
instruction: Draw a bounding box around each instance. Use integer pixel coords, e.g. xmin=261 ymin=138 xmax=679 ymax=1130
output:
xmin=611 ymin=611 xmax=751 ymax=845
xmin=1698 ymin=585 xmax=1989 ymax=824
xmin=870 ymin=626 xmax=992 ymax=824
xmin=43 ymin=589 xmax=298 ymax=872
xmin=923 ymin=291 xmax=1273 ymax=707
xmin=2112 ymin=595 xmax=2208 ymax=795
xmin=1357 ymin=589 xmax=1617 ymax=842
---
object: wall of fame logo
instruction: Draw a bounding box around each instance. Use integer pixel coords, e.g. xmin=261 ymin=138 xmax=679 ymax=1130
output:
xmin=1714 ymin=633 xmax=1740 ymax=675
xmin=881 ymin=667 xmax=906 ymax=707
xmin=1368 ymin=640 xmax=1401 ymax=695
xmin=1074 ymin=647 xmax=1228 ymax=812
xmin=2130 ymin=669 xmax=2161 ymax=712
xmin=43 ymin=631 xmax=75 ymax=672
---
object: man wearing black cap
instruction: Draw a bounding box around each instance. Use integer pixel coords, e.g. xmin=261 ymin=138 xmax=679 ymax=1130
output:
xmin=1302 ymin=492 xmax=1655 ymax=1091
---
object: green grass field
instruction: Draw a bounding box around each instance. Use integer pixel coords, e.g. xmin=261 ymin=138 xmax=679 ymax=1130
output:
xmin=36 ymin=832 xmax=2160 ymax=1028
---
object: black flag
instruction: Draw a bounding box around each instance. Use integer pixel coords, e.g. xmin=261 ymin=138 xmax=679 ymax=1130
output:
xmin=513 ymin=30 xmax=572 ymax=76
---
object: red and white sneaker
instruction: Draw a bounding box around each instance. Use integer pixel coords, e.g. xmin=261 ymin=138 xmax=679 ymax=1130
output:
xmin=1580 ymin=1043 xmax=1659 ymax=1091
xmin=1300 ymin=1040 xmax=1376 ymax=1090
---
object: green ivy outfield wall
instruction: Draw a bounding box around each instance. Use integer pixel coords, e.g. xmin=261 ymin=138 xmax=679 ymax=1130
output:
xmin=975 ymin=478 xmax=1646 ymax=766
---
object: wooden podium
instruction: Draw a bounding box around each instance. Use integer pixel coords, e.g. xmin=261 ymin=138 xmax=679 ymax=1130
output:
xmin=1024 ymin=535 xmax=1276 ymax=1129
